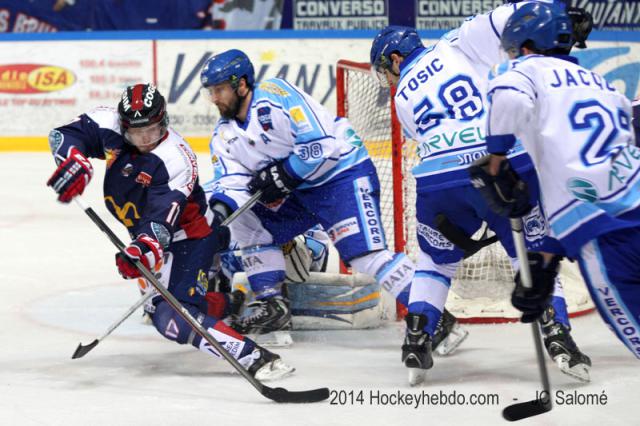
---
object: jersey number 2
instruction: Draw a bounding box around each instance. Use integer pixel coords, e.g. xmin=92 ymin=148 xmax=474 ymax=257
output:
xmin=569 ymin=100 xmax=630 ymax=166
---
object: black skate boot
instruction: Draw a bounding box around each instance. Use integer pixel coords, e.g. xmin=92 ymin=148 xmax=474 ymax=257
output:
xmin=539 ymin=306 xmax=591 ymax=382
xmin=244 ymin=347 xmax=295 ymax=381
xmin=232 ymin=296 xmax=293 ymax=347
xmin=432 ymin=308 xmax=469 ymax=356
xmin=402 ymin=313 xmax=433 ymax=386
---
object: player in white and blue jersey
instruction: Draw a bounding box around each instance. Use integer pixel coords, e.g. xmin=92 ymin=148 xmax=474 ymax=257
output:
xmin=200 ymin=50 xmax=419 ymax=352
xmin=474 ymin=2 xmax=640 ymax=359
xmin=370 ymin=1 xmax=593 ymax=384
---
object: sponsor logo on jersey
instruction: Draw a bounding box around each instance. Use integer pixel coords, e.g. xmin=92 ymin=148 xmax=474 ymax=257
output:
xmin=164 ymin=319 xmax=180 ymax=339
xmin=135 ymin=172 xmax=153 ymax=187
xmin=0 ymin=64 xmax=76 ymax=94
xmin=121 ymin=163 xmax=134 ymax=177
xmin=567 ymin=178 xmax=599 ymax=203
xmin=105 ymin=196 xmax=141 ymax=227
xmin=344 ymin=127 xmax=363 ymax=147
xmin=354 ymin=178 xmax=385 ymax=249
xmin=328 ymin=217 xmax=360 ymax=244
xmin=105 ymin=148 xmax=121 ymax=169
xmin=289 ymin=106 xmax=313 ymax=134
xmin=417 ymin=222 xmax=454 ymax=251
xmin=257 ymin=106 xmax=273 ymax=130
xmin=259 ymin=81 xmax=290 ymax=96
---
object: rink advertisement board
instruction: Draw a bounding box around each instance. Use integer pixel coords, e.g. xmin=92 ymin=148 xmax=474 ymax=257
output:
xmin=292 ymin=0 xmax=389 ymax=29
xmin=415 ymin=0 xmax=503 ymax=30
xmin=0 ymin=31 xmax=639 ymax=151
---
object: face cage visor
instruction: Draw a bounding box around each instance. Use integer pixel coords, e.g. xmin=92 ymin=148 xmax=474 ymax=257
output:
xmin=373 ymin=55 xmax=393 ymax=88
xmin=124 ymin=121 xmax=166 ymax=150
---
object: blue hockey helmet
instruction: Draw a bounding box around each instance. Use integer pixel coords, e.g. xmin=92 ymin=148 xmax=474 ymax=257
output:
xmin=501 ymin=2 xmax=572 ymax=57
xmin=200 ymin=49 xmax=255 ymax=89
xmin=370 ymin=26 xmax=423 ymax=74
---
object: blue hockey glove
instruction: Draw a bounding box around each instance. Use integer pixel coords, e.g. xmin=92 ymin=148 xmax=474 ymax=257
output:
xmin=512 ymin=253 xmax=561 ymax=323
xmin=468 ymin=155 xmax=532 ymax=218
xmin=248 ymin=160 xmax=302 ymax=204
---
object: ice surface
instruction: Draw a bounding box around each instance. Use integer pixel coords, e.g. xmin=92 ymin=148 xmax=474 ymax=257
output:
xmin=1 ymin=153 xmax=637 ymax=425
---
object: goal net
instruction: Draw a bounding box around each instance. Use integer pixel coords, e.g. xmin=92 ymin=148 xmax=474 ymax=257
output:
xmin=336 ymin=60 xmax=594 ymax=323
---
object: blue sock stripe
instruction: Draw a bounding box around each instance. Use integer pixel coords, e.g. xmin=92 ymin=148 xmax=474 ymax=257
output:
xmin=415 ymin=270 xmax=452 ymax=288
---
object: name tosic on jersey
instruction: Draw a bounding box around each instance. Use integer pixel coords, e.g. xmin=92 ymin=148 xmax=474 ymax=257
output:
xmin=394 ymin=3 xmax=536 ymax=192
xmin=487 ymin=55 xmax=639 ymax=255
xmin=206 ymin=78 xmax=369 ymax=210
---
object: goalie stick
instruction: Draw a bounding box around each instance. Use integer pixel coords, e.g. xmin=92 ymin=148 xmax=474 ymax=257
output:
xmin=502 ymin=218 xmax=552 ymax=421
xmin=434 ymin=213 xmax=498 ymax=258
xmin=72 ymin=191 xmax=265 ymax=359
xmin=73 ymin=193 xmax=329 ymax=403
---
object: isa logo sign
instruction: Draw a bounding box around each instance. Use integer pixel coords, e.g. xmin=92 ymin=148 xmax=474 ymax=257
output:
xmin=0 ymin=64 xmax=75 ymax=94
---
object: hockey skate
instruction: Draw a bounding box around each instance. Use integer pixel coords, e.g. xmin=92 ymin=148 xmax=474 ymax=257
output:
xmin=245 ymin=347 xmax=295 ymax=381
xmin=432 ymin=308 xmax=469 ymax=356
xmin=539 ymin=307 xmax=591 ymax=383
xmin=402 ymin=313 xmax=433 ymax=386
xmin=231 ymin=296 xmax=293 ymax=347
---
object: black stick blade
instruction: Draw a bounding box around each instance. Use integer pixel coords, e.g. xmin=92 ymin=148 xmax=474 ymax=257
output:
xmin=262 ymin=386 xmax=330 ymax=403
xmin=71 ymin=339 xmax=99 ymax=359
xmin=502 ymin=399 xmax=552 ymax=421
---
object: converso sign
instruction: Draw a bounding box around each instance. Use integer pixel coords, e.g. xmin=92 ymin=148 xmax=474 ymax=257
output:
xmin=0 ymin=64 xmax=75 ymax=94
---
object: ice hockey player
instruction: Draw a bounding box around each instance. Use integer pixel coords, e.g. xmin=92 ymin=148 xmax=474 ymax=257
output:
xmin=472 ymin=2 xmax=640 ymax=360
xmin=46 ymin=83 xmax=293 ymax=380
xmin=200 ymin=48 xmax=435 ymax=362
xmin=370 ymin=1 xmax=592 ymax=384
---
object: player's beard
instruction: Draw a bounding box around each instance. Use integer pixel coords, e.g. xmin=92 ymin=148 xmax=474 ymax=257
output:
xmin=219 ymin=92 xmax=242 ymax=120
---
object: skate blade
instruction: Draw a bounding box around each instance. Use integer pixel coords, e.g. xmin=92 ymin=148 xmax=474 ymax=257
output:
xmin=408 ymin=368 xmax=427 ymax=386
xmin=434 ymin=324 xmax=469 ymax=356
xmin=251 ymin=331 xmax=294 ymax=348
xmin=254 ymin=359 xmax=296 ymax=381
xmin=555 ymin=355 xmax=591 ymax=383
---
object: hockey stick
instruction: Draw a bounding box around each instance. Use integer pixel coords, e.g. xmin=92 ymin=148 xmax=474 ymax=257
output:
xmin=73 ymin=193 xmax=329 ymax=403
xmin=502 ymin=218 xmax=552 ymax=421
xmin=72 ymin=290 xmax=154 ymax=359
xmin=435 ymin=214 xmax=498 ymax=259
xmin=71 ymin=191 xmax=264 ymax=359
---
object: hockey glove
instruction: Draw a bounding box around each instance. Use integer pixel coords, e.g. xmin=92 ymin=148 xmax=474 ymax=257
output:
xmin=47 ymin=147 xmax=93 ymax=203
xmin=115 ymin=235 xmax=164 ymax=279
xmin=512 ymin=253 xmax=561 ymax=323
xmin=210 ymin=204 xmax=231 ymax=253
xmin=468 ymin=155 xmax=532 ymax=218
xmin=248 ymin=160 xmax=302 ymax=204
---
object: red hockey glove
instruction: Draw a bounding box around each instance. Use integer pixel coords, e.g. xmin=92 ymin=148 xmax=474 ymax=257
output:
xmin=115 ymin=235 xmax=164 ymax=279
xmin=47 ymin=147 xmax=93 ymax=203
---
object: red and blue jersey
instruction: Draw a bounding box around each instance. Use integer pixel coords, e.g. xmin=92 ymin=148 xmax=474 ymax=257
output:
xmin=49 ymin=107 xmax=212 ymax=246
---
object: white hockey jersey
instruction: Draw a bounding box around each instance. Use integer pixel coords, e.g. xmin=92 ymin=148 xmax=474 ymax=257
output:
xmin=486 ymin=55 xmax=640 ymax=255
xmin=207 ymin=77 xmax=369 ymax=210
xmin=395 ymin=2 xmax=542 ymax=191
